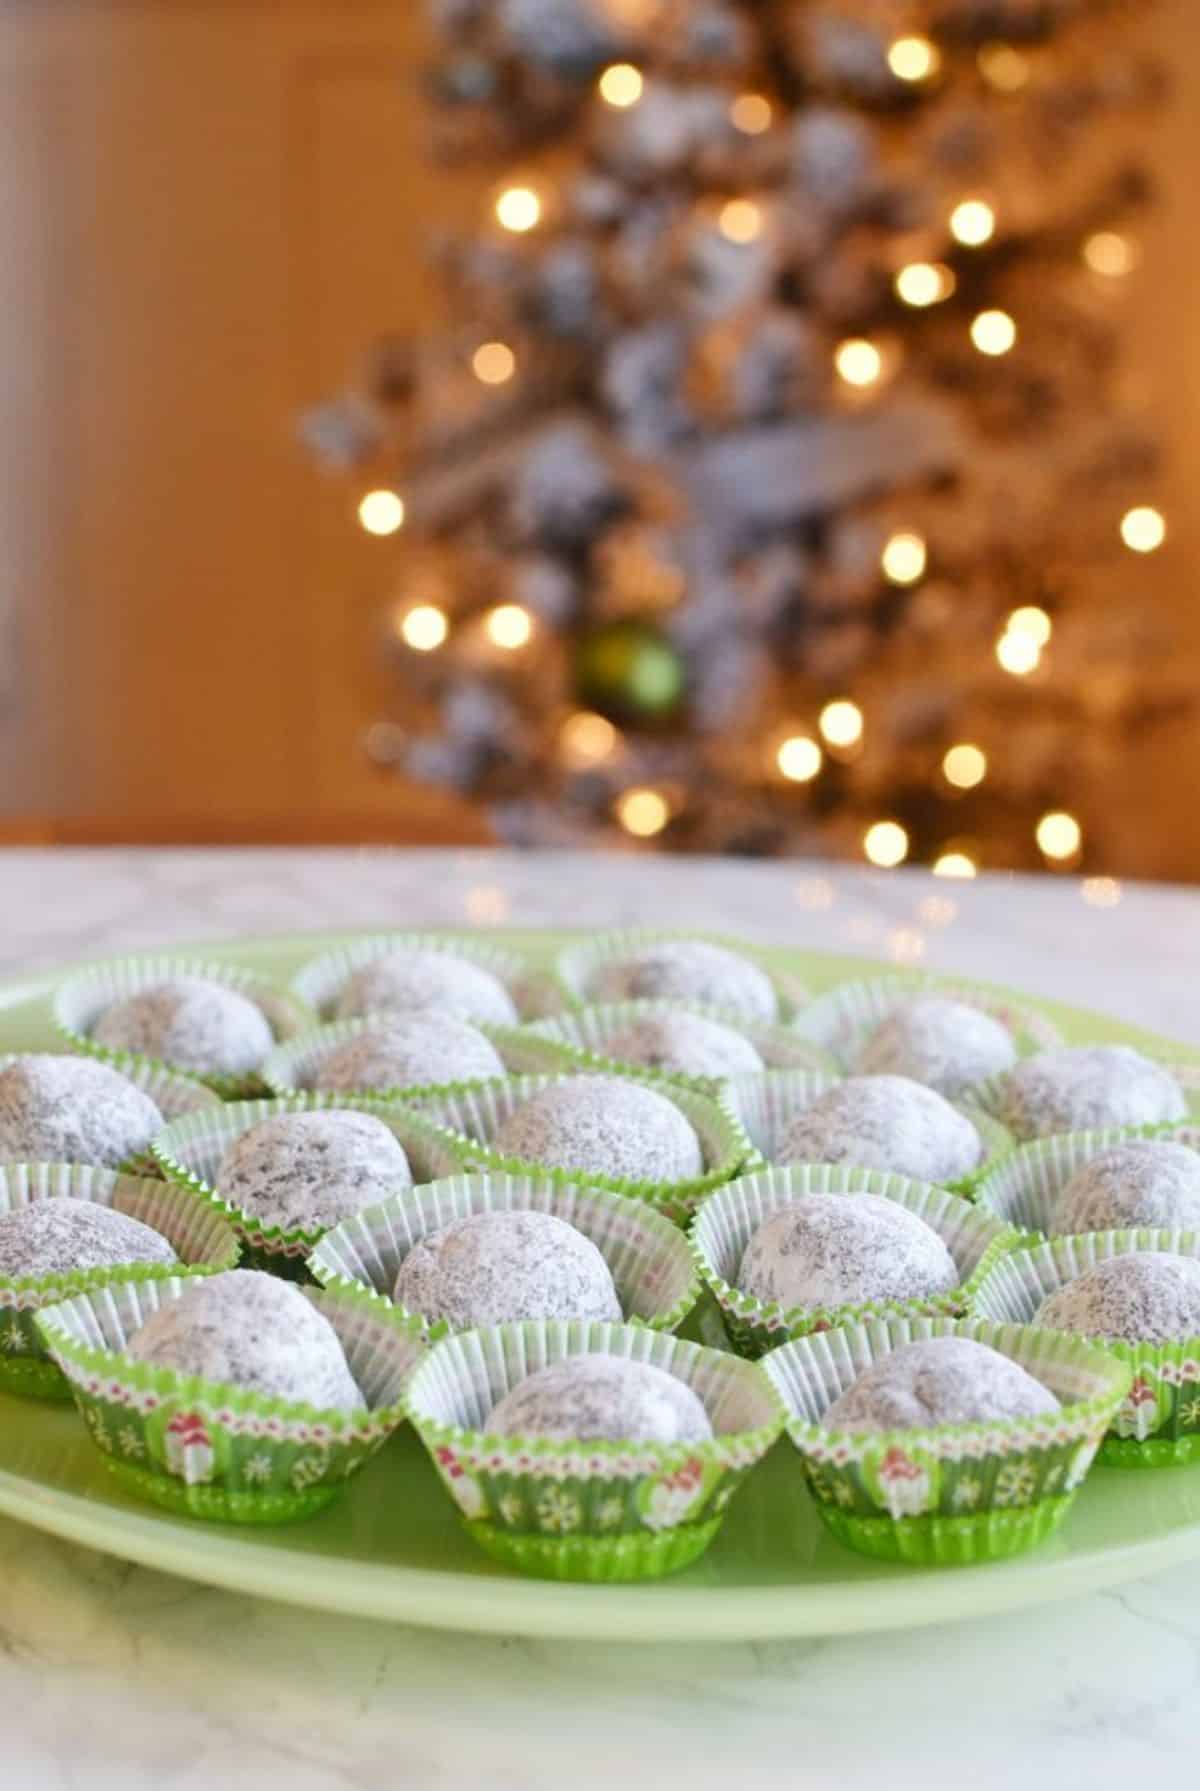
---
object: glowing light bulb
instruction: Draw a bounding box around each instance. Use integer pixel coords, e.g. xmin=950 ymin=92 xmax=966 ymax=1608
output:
xmin=357 ymin=490 xmax=405 ymax=536
xmin=598 ymin=63 xmax=643 ymax=107
xmin=1084 ymin=232 xmax=1137 ymax=277
xmin=888 ymin=35 xmax=940 ymax=82
xmin=1082 ymin=876 xmax=1121 ymax=908
xmin=472 ymin=341 xmax=516 ymax=385
xmin=819 ymin=699 xmax=864 ymax=748
xmin=1120 ymin=506 xmax=1165 ymax=553
xmin=864 ymin=821 xmax=909 ymax=869
xmin=398 ymin=604 xmax=448 ymax=652
xmin=776 ymin=734 xmax=823 ymax=783
xmin=995 ymin=631 xmax=1041 ymax=676
xmin=950 ymin=199 xmax=996 ymax=247
xmin=730 ymin=92 xmax=772 ymax=134
xmin=617 ymin=787 xmax=671 ymax=838
xmin=485 ymin=603 xmax=534 ymax=649
xmin=1006 ymin=605 xmax=1052 ymax=647
xmin=978 ymin=42 xmax=1029 ymax=91
xmin=835 ymin=338 xmax=882 ymax=388
xmin=970 ymin=309 xmax=1016 ymax=356
xmin=895 ymin=262 xmax=955 ymax=307
xmin=942 ymin=743 xmax=987 ymax=789
xmin=933 ymin=851 xmax=977 ymax=879
xmin=495 ymin=186 xmax=541 ymax=233
xmin=560 ymin=711 xmax=617 ymax=767
xmin=881 ymin=530 xmax=927 ymax=586
xmin=718 ymin=199 xmax=763 ymax=244
xmin=1037 ymin=811 xmax=1082 ymax=861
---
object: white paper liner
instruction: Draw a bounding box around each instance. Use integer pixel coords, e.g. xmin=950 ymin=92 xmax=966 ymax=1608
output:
xmin=289 ymin=933 xmax=545 ymax=1025
xmin=552 ymin=929 xmax=810 ymax=1022
xmin=965 ymin=1053 xmax=1200 ymax=1141
xmin=975 ymin=1122 xmax=1200 ymax=1237
xmin=788 ymin=973 xmax=1063 ymax=1076
xmin=260 ymin=1019 xmax=551 ymax=1101
xmin=514 ymin=998 xmax=835 ymax=1089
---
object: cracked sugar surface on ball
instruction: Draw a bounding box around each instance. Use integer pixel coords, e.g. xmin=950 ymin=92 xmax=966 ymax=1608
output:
xmin=823 ymin=1336 xmax=1059 ymax=1433
xmin=216 ymin=1110 xmax=413 ymax=1233
xmin=334 ymin=949 xmax=518 ymax=1026
xmin=854 ymin=995 xmax=1016 ymax=1097
xmin=0 ymin=1055 xmax=164 ymax=1170
xmin=311 ymin=1014 xmax=506 ymax=1093
xmin=775 ymin=1075 xmax=982 ymax=1182
xmin=1052 ymin=1140 xmax=1200 ymax=1235
xmin=601 ymin=1011 xmax=764 ymax=1078
xmin=93 ymin=976 xmax=274 ymax=1076
xmin=127 ymin=1269 xmax=364 ymax=1410
xmin=737 ymin=1192 xmax=960 ymax=1312
xmin=0 ymin=1199 xmax=177 ymax=1280
xmin=1001 ymin=1046 xmax=1186 ymax=1141
xmin=592 ymin=940 xmax=778 ymax=1023
xmin=394 ymin=1210 xmax=621 ymax=1328
xmin=492 ymin=1075 xmax=704 ymax=1182
xmin=1035 ymin=1251 xmax=1200 ymax=1344
xmin=484 ymin=1352 xmax=712 ymax=1444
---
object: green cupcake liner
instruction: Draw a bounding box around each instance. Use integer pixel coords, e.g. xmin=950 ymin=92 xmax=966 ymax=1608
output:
xmin=152 ymin=1094 xmax=462 ymax=1278
xmin=552 ymin=929 xmax=810 ymax=1024
xmin=788 ymin=972 xmax=1063 ymax=1081
xmin=690 ymin=1163 xmax=1019 ymax=1358
xmin=513 ymin=998 xmax=836 ymax=1096
xmin=53 ymin=956 xmax=313 ymax=1100
xmin=762 ymin=1313 xmax=1130 ymax=1565
xmin=971 ymin=1228 xmax=1200 ymax=1467
xmin=260 ymin=1018 xmax=552 ymax=1104
xmin=974 ymin=1122 xmax=1200 ymax=1239
xmin=289 ymin=932 xmax=546 ymax=1025
xmin=965 ymin=1054 xmax=1200 ymax=1143
xmin=720 ymin=1068 xmax=1011 ymax=1198
xmin=0 ymin=1164 xmax=239 ymax=1401
xmin=0 ymin=1052 xmax=222 ymax=1179
xmin=405 ymin=1317 xmax=785 ymax=1582
xmin=36 ymin=1276 xmax=425 ymax=1522
xmin=308 ymin=1170 xmax=701 ymax=1337
xmin=412 ymin=1072 xmax=755 ymax=1225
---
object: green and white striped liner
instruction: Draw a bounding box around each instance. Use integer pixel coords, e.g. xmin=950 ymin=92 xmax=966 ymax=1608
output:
xmin=308 ymin=1171 xmax=701 ymax=1338
xmin=690 ymin=1163 xmax=1019 ymax=1358
xmin=289 ymin=931 xmax=549 ymax=1025
xmin=53 ymin=955 xmax=313 ymax=1100
xmin=412 ymin=1072 xmax=755 ymax=1226
xmin=405 ymin=1317 xmax=785 ymax=1582
xmin=972 ymin=1228 xmax=1200 ymax=1468
xmin=763 ymin=1314 xmax=1130 ymax=1566
xmin=36 ymin=1276 xmax=425 ymax=1523
xmin=974 ymin=1122 xmax=1200 ymax=1239
xmin=964 ymin=1054 xmax=1200 ymax=1143
xmin=720 ymin=1067 xmax=1012 ymax=1198
xmin=512 ymin=998 xmax=836 ymax=1094
xmin=0 ymin=1052 xmax=222 ymax=1178
xmin=152 ymin=1094 xmax=462 ymax=1276
xmin=552 ymin=928 xmax=811 ymax=1023
xmin=788 ymin=972 xmax=1062 ymax=1076
xmin=0 ymin=1164 xmax=239 ymax=1400
xmin=259 ymin=1018 xmax=553 ymax=1104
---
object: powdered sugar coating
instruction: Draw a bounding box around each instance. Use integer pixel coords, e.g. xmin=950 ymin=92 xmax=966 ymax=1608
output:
xmin=0 ymin=1055 xmax=164 ymax=1170
xmin=216 ymin=1110 xmax=413 ymax=1233
xmin=601 ymin=1012 xmax=764 ymax=1078
xmin=1035 ymin=1251 xmax=1200 ymax=1344
xmin=311 ymin=1015 xmax=505 ymax=1094
xmin=484 ymin=1352 xmax=712 ymax=1443
xmin=334 ymin=950 xmax=518 ymax=1026
xmin=492 ymin=1075 xmax=704 ymax=1183
xmin=1052 ymin=1140 xmax=1200 ymax=1235
xmin=127 ymin=1269 xmax=364 ymax=1409
xmin=394 ymin=1210 xmax=621 ymax=1328
xmin=775 ymin=1075 xmax=983 ymax=1182
xmin=0 ymin=1198 xmax=176 ymax=1280
xmin=855 ymin=996 xmax=1017 ymax=1098
xmin=823 ymin=1336 xmax=1059 ymax=1433
xmin=1001 ymin=1047 xmax=1186 ymax=1141
xmin=93 ymin=977 xmax=274 ymax=1076
xmin=737 ymin=1192 xmax=960 ymax=1311
xmin=592 ymin=941 xmax=778 ymax=1023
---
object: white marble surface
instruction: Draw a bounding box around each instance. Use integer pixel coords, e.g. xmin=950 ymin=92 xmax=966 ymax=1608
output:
xmin=0 ymin=846 xmax=1198 ymax=1791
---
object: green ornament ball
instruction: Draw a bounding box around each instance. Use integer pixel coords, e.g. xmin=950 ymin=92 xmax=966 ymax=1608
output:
xmin=573 ymin=620 xmax=686 ymax=726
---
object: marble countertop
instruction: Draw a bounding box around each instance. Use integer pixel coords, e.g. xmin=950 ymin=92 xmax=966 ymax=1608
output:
xmin=1 ymin=846 xmax=1198 ymax=1791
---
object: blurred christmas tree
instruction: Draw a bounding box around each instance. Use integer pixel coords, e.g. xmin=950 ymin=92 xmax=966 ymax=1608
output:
xmin=304 ymin=0 xmax=1187 ymax=873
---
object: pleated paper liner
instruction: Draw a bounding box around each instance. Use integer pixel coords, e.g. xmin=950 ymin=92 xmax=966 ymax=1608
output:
xmin=0 ymin=1052 xmax=222 ymax=1179
xmin=762 ymin=1314 xmax=1129 ymax=1566
xmin=720 ymin=1067 xmax=1012 ymax=1199
xmin=964 ymin=1055 xmax=1200 ymax=1144
xmin=788 ymin=972 xmax=1063 ymax=1078
xmin=404 ymin=1317 xmax=785 ymax=1582
xmin=152 ymin=1094 xmax=462 ymax=1278
xmin=412 ymin=1072 xmax=755 ymax=1225
xmin=552 ymin=929 xmax=811 ymax=1023
xmin=289 ymin=932 xmax=554 ymax=1026
xmin=308 ymin=1171 xmax=701 ymax=1338
xmin=690 ymin=1163 xmax=1019 ymax=1359
xmin=971 ymin=1228 xmax=1200 ymax=1467
xmin=259 ymin=1017 xmax=553 ymax=1105
xmin=0 ymin=1164 xmax=239 ymax=1400
xmin=974 ymin=1122 xmax=1200 ymax=1239
xmin=512 ymin=998 xmax=836 ymax=1094
xmin=36 ymin=1277 xmax=425 ymax=1522
xmin=53 ymin=955 xmax=313 ymax=1100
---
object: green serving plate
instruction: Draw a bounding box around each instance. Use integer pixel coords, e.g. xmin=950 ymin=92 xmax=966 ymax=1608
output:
xmin=3 ymin=928 xmax=1200 ymax=1642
